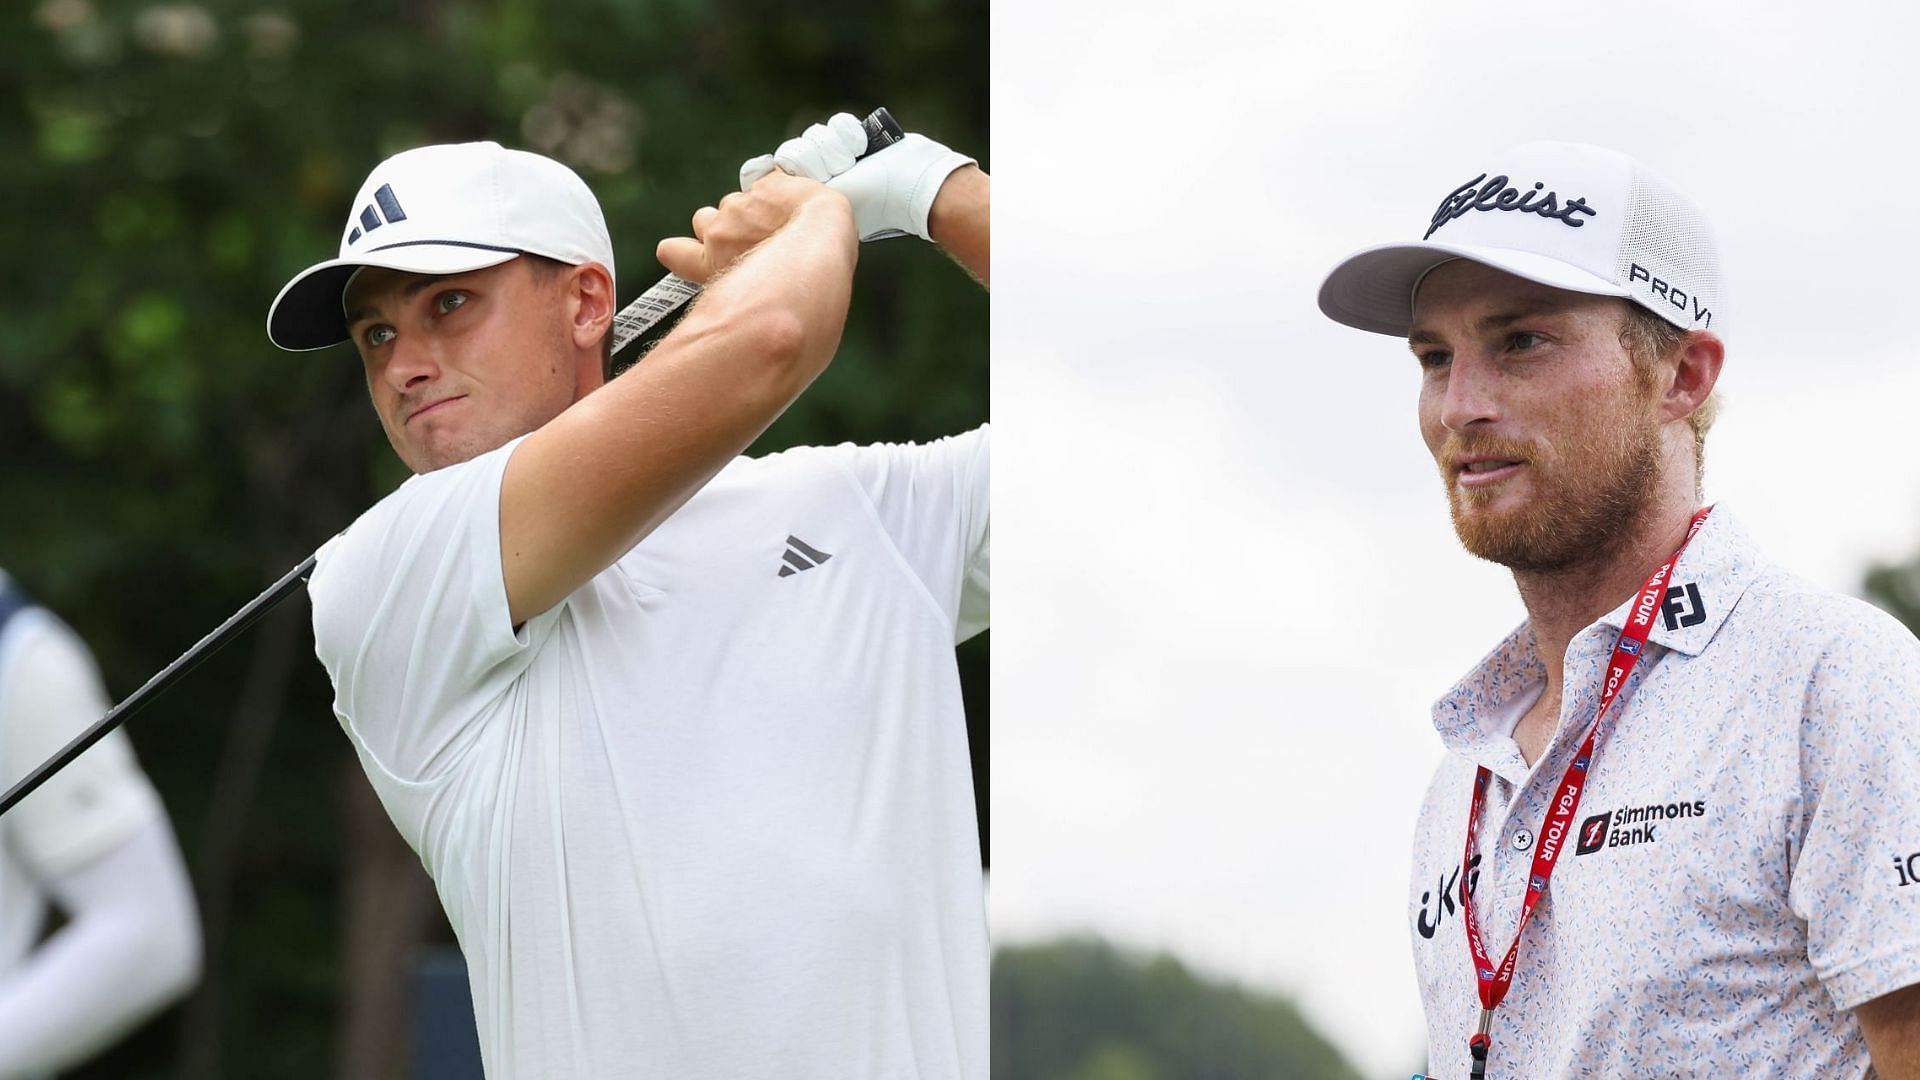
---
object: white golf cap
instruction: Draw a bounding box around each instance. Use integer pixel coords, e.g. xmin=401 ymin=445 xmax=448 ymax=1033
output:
xmin=268 ymin=141 xmax=616 ymax=351
xmin=1318 ymin=141 xmax=1722 ymax=338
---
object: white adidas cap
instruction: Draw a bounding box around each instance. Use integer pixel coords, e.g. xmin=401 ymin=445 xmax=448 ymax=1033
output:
xmin=1318 ymin=141 xmax=1722 ymax=338
xmin=268 ymin=141 xmax=616 ymax=351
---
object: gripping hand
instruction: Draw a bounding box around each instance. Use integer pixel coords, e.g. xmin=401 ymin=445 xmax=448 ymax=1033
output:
xmin=740 ymin=112 xmax=974 ymax=242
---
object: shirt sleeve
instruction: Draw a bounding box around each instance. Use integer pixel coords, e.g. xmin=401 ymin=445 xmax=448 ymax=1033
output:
xmin=0 ymin=819 xmax=201 ymax=1077
xmin=0 ymin=613 xmax=162 ymax=881
xmin=309 ymin=436 xmax=562 ymax=784
xmin=835 ymin=425 xmax=990 ymax=643
xmin=1787 ymin=600 xmax=1920 ymax=1010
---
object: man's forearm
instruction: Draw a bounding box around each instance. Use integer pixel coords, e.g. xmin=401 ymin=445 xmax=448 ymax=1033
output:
xmin=1859 ymin=983 xmax=1920 ymax=1079
xmin=673 ymin=195 xmax=861 ymax=379
xmin=928 ymin=166 xmax=989 ymax=287
xmin=500 ymin=187 xmax=858 ymax=625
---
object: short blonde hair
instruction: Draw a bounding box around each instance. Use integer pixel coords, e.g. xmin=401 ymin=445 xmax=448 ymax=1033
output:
xmin=1619 ymin=303 xmax=1717 ymax=487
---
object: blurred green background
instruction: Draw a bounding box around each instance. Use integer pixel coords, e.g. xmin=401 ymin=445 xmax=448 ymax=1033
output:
xmin=993 ymin=941 xmax=1365 ymax=1080
xmin=0 ymin=1 xmax=992 ymax=1076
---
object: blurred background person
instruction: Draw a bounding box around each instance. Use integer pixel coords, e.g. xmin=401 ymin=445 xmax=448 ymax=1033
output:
xmin=0 ymin=569 xmax=201 ymax=1078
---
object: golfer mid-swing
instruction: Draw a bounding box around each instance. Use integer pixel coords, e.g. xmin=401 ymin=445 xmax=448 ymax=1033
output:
xmin=266 ymin=115 xmax=989 ymax=1079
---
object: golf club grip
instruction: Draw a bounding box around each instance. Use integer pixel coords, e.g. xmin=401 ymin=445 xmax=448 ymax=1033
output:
xmin=0 ymin=554 xmax=318 ymax=818
xmin=859 ymin=106 xmax=906 ymax=154
xmin=609 ymin=106 xmax=905 ymax=355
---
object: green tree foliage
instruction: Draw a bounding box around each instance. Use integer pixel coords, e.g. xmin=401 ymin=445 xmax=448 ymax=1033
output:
xmin=0 ymin=1 xmax=984 ymax=1075
xmin=992 ymin=940 xmax=1365 ymax=1080
xmin=1865 ymin=554 xmax=1920 ymax=634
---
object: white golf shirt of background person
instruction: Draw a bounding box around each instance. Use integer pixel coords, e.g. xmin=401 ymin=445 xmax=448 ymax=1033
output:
xmin=310 ymin=427 xmax=990 ymax=1080
xmin=1407 ymin=508 xmax=1920 ymax=1078
xmin=0 ymin=591 xmax=201 ymax=1078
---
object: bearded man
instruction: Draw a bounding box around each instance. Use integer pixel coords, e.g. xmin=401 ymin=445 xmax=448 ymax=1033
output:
xmin=1318 ymin=142 xmax=1920 ymax=1079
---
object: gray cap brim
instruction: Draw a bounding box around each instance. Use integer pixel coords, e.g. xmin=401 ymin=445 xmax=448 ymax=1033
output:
xmin=1317 ymin=240 xmax=1631 ymax=337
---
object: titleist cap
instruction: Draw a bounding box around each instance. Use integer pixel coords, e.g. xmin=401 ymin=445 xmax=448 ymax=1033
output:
xmin=1317 ymin=141 xmax=1722 ymax=337
xmin=268 ymin=141 xmax=616 ymax=351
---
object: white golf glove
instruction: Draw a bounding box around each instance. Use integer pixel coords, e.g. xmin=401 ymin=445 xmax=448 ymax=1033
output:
xmin=739 ymin=112 xmax=975 ymax=242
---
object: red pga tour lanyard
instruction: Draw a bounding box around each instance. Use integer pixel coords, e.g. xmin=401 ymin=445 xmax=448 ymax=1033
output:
xmin=1457 ymin=505 xmax=1713 ymax=1079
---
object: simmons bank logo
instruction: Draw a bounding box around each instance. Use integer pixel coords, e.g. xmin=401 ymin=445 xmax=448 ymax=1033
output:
xmin=1576 ymin=798 xmax=1709 ymax=855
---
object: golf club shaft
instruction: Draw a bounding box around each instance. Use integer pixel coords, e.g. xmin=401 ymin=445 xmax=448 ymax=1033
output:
xmin=0 ymin=555 xmax=317 ymax=817
xmin=608 ymin=106 xmax=905 ymax=355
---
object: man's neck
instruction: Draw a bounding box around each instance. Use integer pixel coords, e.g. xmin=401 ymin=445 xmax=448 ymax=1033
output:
xmin=1512 ymin=494 xmax=1701 ymax=709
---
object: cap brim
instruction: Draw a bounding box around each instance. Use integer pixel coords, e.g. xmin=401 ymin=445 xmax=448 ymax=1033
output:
xmin=1317 ymin=241 xmax=1631 ymax=337
xmin=266 ymin=242 xmax=523 ymax=351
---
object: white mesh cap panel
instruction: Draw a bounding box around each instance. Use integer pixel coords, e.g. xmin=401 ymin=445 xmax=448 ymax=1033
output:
xmin=1615 ymin=166 xmax=1724 ymax=333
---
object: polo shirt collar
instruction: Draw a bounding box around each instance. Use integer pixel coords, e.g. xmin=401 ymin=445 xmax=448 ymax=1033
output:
xmin=1432 ymin=623 xmax=1545 ymax=763
xmin=1431 ymin=505 xmax=1766 ymax=759
xmin=1588 ymin=504 xmax=1759 ymax=658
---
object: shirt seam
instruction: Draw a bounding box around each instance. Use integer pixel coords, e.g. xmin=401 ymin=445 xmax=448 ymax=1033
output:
xmin=338 ymin=709 xmax=450 ymax=790
xmin=320 ymin=440 xmax=536 ymax=792
xmin=827 ymin=454 xmax=958 ymax=634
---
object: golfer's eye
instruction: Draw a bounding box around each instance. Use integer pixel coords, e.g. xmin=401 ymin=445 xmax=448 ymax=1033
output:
xmin=363 ymin=325 xmax=396 ymax=348
xmin=1507 ymin=331 xmax=1545 ymax=352
xmin=436 ymin=291 xmax=470 ymax=315
xmin=1415 ymin=349 xmax=1450 ymax=370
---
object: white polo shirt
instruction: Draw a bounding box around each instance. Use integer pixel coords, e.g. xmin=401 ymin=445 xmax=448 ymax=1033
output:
xmin=309 ymin=427 xmax=989 ymax=1080
xmin=1408 ymin=509 xmax=1920 ymax=1078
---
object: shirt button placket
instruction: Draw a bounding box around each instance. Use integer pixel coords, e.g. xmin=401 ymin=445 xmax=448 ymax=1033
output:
xmin=1496 ymin=779 xmax=1542 ymax=925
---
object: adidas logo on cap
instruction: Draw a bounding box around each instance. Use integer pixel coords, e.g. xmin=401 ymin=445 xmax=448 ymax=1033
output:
xmin=347 ymin=184 xmax=409 ymax=245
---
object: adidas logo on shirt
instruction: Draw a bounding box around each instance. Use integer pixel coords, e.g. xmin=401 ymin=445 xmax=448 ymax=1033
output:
xmin=346 ymin=184 xmax=409 ymax=245
xmin=778 ymin=536 xmax=832 ymax=578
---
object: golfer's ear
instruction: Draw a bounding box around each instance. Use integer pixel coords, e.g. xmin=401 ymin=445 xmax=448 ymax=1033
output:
xmin=1664 ymin=330 xmax=1723 ymax=423
xmin=568 ymin=262 xmax=615 ymax=350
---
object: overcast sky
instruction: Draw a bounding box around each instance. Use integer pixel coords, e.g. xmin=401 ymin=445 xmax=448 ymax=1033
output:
xmin=992 ymin=3 xmax=1920 ymax=1073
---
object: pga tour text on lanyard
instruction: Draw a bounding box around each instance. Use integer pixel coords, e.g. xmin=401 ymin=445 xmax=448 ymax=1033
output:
xmin=1451 ymin=505 xmax=1713 ymax=1080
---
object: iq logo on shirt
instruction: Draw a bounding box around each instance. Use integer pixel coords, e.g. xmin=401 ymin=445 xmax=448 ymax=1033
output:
xmin=1575 ymin=798 xmax=1708 ymax=855
xmin=1894 ymin=850 xmax=1920 ymax=888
